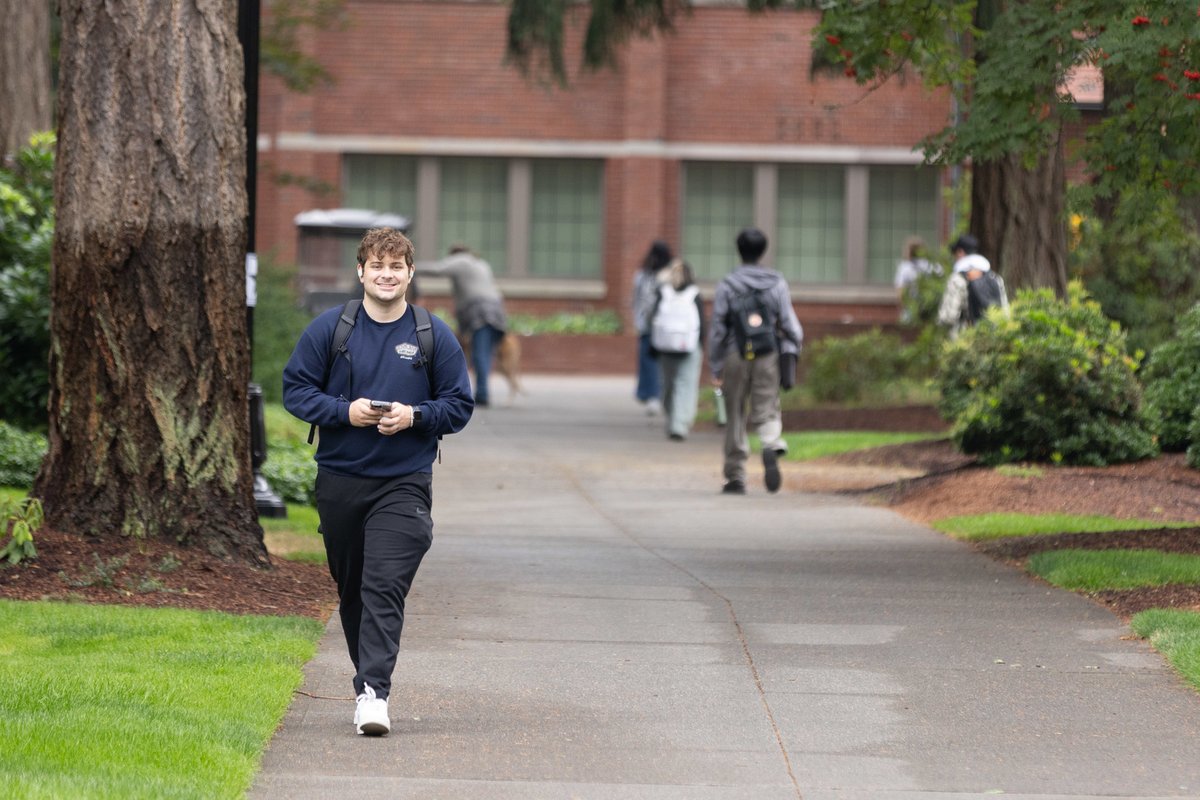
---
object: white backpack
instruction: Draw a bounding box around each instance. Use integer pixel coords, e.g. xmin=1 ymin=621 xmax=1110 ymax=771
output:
xmin=650 ymin=284 xmax=701 ymax=354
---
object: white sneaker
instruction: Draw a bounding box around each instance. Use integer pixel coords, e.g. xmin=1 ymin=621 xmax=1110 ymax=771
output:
xmin=354 ymin=685 xmax=390 ymax=736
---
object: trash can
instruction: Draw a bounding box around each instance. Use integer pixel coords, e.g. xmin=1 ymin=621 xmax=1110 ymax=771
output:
xmin=294 ymin=208 xmax=410 ymax=314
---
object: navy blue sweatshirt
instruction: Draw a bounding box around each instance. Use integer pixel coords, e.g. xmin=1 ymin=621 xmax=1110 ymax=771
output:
xmin=282 ymin=303 xmax=474 ymax=478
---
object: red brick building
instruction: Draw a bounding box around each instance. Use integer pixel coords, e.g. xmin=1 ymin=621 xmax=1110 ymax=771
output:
xmin=254 ymin=1 xmax=954 ymax=345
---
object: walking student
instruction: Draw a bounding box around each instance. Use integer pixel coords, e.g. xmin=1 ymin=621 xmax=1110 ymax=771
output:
xmin=421 ymin=244 xmax=509 ymax=407
xmin=648 ymin=258 xmax=705 ymax=440
xmin=283 ymin=227 xmax=474 ymax=736
xmin=708 ymin=228 xmax=803 ymax=495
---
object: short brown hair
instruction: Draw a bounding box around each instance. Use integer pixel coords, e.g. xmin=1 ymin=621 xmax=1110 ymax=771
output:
xmin=357 ymin=228 xmax=415 ymax=267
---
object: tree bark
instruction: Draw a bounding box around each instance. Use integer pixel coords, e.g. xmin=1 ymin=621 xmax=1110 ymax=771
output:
xmin=970 ymin=123 xmax=1069 ymax=296
xmin=35 ymin=0 xmax=266 ymax=564
xmin=0 ymin=0 xmax=53 ymax=157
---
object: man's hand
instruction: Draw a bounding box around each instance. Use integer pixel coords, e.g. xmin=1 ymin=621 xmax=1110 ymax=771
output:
xmin=349 ymin=398 xmax=387 ymax=427
xmin=711 ymin=376 xmax=723 ymax=389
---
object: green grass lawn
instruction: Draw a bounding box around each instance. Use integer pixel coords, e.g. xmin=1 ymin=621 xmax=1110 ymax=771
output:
xmin=751 ymin=430 xmax=942 ymax=461
xmin=0 ymin=600 xmax=323 ymax=799
xmin=933 ymin=513 xmax=1194 ymax=542
xmin=261 ymin=503 xmax=326 ymax=563
xmin=1028 ymin=549 xmax=1200 ymax=592
xmin=1131 ymin=609 xmax=1200 ymax=691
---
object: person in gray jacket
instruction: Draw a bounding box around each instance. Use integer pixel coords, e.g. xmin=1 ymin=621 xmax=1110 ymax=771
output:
xmin=708 ymin=228 xmax=804 ymax=495
xmin=421 ymin=245 xmax=509 ymax=406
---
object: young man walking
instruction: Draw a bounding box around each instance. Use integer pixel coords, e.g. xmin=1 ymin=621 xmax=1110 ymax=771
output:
xmin=708 ymin=228 xmax=803 ymax=495
xmin=283 ymin=227 xmax=474 ymax=736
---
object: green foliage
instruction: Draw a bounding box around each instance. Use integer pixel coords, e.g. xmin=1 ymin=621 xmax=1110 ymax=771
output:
xmin=1131 ymin=609 xmax=1200 ymax=691
xmin=0 ymin=133 xmax=55 ymax=431
xmin=260 ymin=440 xmax=317 ymax=506
xmin=261 ymin=0 xmax=347 ymax=92
xmin=0 ymin=421 xmax=47 ymax=488
xmin=508 ymin=309 xmax=623 ymax=335
xmin=805 ymin=327 xmax=941 ymax=404
xmin=1070 ymin=192 xmax=1200 ymax=356
xmin=1141 ymin=303 xmax=1200 ymax=451
xmin=1029 ymin=548 xmax=1200 ymax=591
xmin=900 ymin=269 xmax=949 ymax=329
xmin=1189 ymin=414 xmax=1200 ymax=469
xmin=1 ymin=494 xmax=42 ymax=565
xmin=936 ymin=281 xmax=1157 ymax=466
xmin=813 ymin=1 xmax=1200 ymax=200
xmin=253 ymin=258 xmax=315 ymax=404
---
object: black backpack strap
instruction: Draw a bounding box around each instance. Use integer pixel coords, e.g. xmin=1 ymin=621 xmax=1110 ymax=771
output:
xmin=308 ymin=299 xmax=362 ymax=445
xmin=410 ymin=304 xmax=443 ymax=447
xmin=412 ymin=304 xmax=435 ymax=389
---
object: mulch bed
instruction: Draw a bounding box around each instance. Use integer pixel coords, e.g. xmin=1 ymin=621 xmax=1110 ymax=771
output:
xmin=0 ymin=526 xmax=338 ymax=621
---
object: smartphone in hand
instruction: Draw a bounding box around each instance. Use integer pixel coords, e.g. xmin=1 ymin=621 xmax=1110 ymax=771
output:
xmin=369 ymin=400 xmax=392 ymax=411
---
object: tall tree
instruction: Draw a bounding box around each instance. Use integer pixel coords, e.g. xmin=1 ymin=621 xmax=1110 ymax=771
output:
xmin=35 ymin=0 xmax=265 ymax=563
xmin=0 ymin=0 xmax=53 ymax=158
xmin=507 ymin=0 xmax=1200 ymax=295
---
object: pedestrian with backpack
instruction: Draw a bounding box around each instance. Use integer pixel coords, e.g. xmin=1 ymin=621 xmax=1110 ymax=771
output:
xmin=282 ymin=227 xmax=474 ymax=737
xmin=632 ymin=239 xmax=674 ymax=415
xmin=709 ymin=228 xmax=804 ymax=495
xmin=648 ymin=258 xmax=706 ymax=440
xmin=937 ymin=234 xmax=1008 ymax=339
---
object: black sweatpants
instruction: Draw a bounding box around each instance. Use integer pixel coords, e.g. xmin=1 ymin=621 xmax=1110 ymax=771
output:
xmin=315 ymin=470 xmax=433 ymax=700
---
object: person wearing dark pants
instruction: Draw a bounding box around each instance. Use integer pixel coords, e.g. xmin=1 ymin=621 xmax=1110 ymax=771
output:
xmin=283 ymin=227 xmax=473 ymax=736
xmin=316 ymin=471 xmax=432 ymax=703
xmin=708 ymin=228 xmax=804 ymax=495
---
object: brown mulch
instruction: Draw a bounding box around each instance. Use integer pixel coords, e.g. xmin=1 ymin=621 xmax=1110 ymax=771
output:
xmin=0 ymin=526 xmax=338 ymax=621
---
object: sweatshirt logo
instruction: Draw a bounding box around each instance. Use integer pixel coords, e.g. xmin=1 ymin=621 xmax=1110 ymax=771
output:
xmin=395 ymin=342 xmax=419 ymax=359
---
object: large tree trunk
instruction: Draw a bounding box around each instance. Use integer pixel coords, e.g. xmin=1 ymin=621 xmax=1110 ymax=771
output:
xmin=0 ymin=0 xmax=53 ymax=157
xmin=35 ymin=0 xmax=266 ymax=564
xmin=970 ymin=123 xmax=1069 ymax=296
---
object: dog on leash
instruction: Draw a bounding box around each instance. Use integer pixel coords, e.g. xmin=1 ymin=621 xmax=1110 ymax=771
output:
xmin=459 ymin=332 xmax=524 ymax=403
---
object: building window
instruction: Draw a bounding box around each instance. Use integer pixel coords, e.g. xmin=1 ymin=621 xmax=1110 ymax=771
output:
xmin=439 ymin=157 xmax=509 ymax=274
xmin=776 ymin=165 xmax=846 ymax=284
xmin=530 ymin=159 xmax=603 ymax=279
xmin=682 ymin=162 xmax=754 ymax=282
xmin=867 ymin=166 xmax=940 ymax=284
xmin=343 ymin=154 xmax=418 ymax=264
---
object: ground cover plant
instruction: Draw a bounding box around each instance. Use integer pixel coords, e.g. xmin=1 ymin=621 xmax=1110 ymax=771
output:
xmin=0 ymin=600 xmax=322 ymax=800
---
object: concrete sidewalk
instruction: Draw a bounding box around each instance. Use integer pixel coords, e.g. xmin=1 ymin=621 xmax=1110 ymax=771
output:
xmin=250 ymin=375 xmax=1200 ymax=800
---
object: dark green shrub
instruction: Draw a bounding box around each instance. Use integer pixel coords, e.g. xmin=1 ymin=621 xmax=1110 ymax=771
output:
xmin=252 ymin=257 xmax=315 ymax=404
xmin=936 ymin=281 xmax=1157 ymax=466
xmin=259 ymin=441 xmax=316 ymax=505
xmin=1142 ymin=303 xmax=1200 ymax=452
xmin=1187 ymin=413 xmax=1200 ymax=469
xmin=805 ymin=329 xmax=905 ymax=403
xmin=805 ymin=327 xmax=942 ymax=404
xmin=0 ymin=422 xmax=48 ymax=488
xmin=1071 ymin=191 xmax=1200 ymax=356
xmin=0 ymin=133 xmax=55 ymax=431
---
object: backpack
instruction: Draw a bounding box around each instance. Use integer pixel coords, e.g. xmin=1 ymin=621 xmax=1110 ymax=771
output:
xmin=963 ymin=270 xmax=1003 ymax=324
xmin=729 ymin=287 xmax=778 ymax=359
xmin=306 ymin=300 xmax=436 ymax=444
xmin=650 ymin=285 xmax=701 ymax=354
